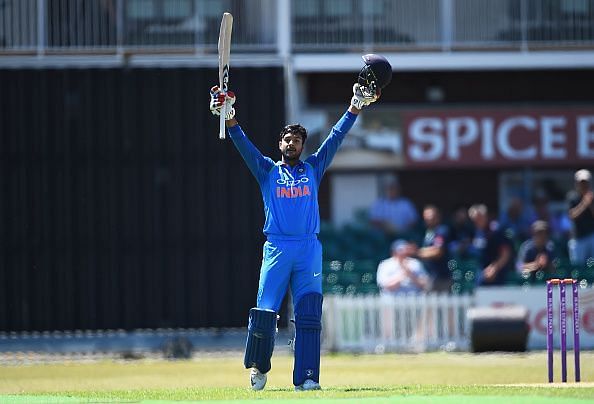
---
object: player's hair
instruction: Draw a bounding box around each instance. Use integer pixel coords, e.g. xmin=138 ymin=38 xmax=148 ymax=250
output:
xmin=279 ymin=124 xmax=307 ymax=143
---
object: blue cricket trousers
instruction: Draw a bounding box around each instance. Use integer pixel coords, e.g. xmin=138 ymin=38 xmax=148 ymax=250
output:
xmin=256 ymin=235 xmax=323 ymax=312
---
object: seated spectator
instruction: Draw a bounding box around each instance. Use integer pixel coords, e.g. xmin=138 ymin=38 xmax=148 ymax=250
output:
xmin=533 ymin=190 xmax=569 ymax=233
xmin=369 ymin=179 xmax=418 ymax=238
xmin=468 ymin=204 xmax=514 ymax=286
xmin=414 ymin=205 xmax=451 ymax=293
xmin=516 ymin=220 xmax=557 ymax=282
xmin=532 ymin=190 xmax=572 ymax=258
xmin=499 ymin=196 xmax=534 ymax=246
xmin=448 ymin=205 xmax=474 ymax=258
xmin=377 ymin=240 xmax=430 ymax=296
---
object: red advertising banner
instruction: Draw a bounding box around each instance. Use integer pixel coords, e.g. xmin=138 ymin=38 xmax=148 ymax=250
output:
xmin=403 ymin=107 xmax=594 ymax=167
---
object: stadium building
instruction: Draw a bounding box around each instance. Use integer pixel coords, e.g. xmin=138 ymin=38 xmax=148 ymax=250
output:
xmin=1 ymin=0 xmax=593 ymax=338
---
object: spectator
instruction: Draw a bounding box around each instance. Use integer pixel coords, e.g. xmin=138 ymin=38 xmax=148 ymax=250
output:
xmin=448 ymin=206 xmax=474 ymax=258
xmin=415 ymin=205 xmax=451 ymax=293
xmin=532 ymin=190 xmax=572 ymax=244
xmin=377 ymin=239 xmax=430 ymax=296
xmin=369 ymin=179 xmax=418 ymax=238
xmin=468 ymin=204 xmax=514 ymax=286
xmin=499 ymin=196 xmax=534 ymax=246
xmin=516 ymin=220 xmax=556 ymax=282
xmin=568 ymin=169 xmax=594 ymax=265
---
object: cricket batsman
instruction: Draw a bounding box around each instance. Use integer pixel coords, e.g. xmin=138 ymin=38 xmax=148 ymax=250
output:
xmin=209 ymin=55 xmax=392 ymax=391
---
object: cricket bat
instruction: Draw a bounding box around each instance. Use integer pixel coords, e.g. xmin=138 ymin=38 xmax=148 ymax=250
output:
xmin=218 ymin=12 xmax=233 ymax=140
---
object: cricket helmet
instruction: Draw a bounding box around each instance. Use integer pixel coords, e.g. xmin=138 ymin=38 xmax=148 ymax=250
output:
xmin=358 ymin=54 xmax=392 ymax=98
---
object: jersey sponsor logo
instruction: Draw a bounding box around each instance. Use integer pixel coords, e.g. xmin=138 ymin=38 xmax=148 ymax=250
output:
xmin=275 ymin=174 xmax=311 ymax=199
xmin=276 ymin=177 xmax=309 ymax=186
xmin=276 ymin=185 xmax=311 ymax=198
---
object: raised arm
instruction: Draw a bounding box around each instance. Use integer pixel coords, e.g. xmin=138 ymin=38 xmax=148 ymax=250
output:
xmin=210 ymin=86 xmax=273 ymax=182
xmin=306 ymin=54 xmax=393 ymax=179
xmin=306 ymin=83 xmax=380 ymax=181
xmin=307 ymin=109 xmax=356 ymax=182
xmin=568 ymin=191 xmax=594 ymax=220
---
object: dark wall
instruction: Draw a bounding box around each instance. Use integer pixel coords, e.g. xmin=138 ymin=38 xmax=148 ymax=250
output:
xmin=308 ymin=69 xmax=594 ymax=104
xmin=399 ymin=169 xmax=500 ymax=217
xmin=0 ymin=67 xmax=285 ymax=331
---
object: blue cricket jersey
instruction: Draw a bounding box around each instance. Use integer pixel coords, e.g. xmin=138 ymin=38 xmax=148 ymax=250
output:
xmin=228 ymin=110 xmax=357 ymax=239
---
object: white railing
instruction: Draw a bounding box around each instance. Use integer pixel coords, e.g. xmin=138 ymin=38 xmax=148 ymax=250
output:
xmin=1 ymin=0 xmax=593 ymax=56
xmin=293 ymin=0 xmax=594 ymax=51
xmin=322 ymin=293 xmax=474 ymax=353
xmin=292 ymin=0 xmax=443 ymax=50
xmin=0 ymin=0 xmax=277 ymax=54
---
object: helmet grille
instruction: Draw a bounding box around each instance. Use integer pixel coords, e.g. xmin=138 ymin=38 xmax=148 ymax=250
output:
xmin=357 ymin=65 xmax=378 ymax=98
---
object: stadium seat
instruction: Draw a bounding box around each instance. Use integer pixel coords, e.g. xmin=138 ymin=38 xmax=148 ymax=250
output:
xmin=352 ymin=259 xmax=377 ymax=274
xmin=336 ymin=271 xmax=361 ymax=285
xmin=360 ymin=272 xmax=375 ymax=285
xmin=358 ymin=283 xmax=379 ymax=294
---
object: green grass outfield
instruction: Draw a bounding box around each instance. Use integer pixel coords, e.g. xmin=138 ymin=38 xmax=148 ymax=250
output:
xmin=1 ymin=351 xmax=593 ymax=403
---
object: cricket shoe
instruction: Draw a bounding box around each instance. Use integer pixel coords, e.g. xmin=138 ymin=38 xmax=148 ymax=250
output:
xmin=250 ymin=368 xmax=267 ymax=391
xmin=295 ymin=379 xmax=321 ymax=391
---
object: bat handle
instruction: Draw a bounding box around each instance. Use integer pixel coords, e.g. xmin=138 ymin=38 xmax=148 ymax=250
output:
xmin=219 ymin=102 xmax=226 ymax=139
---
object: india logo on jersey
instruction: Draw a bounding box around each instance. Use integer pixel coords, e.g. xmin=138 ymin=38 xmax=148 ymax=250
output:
xmin=276 ymin=177 xmax=311 ymax=199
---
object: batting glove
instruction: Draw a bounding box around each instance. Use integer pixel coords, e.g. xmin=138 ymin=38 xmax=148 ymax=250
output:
xmin=350 ymin=83 xmax=379 ymax=110
xmin=209 ymin=85 xmax=236 ymax=120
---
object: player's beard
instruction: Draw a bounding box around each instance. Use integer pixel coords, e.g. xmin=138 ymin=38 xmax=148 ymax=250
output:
xmin=282 ymin=148 xmax=302 ymax=164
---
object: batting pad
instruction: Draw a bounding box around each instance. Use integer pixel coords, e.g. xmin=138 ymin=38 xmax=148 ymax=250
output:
xmin=243 ymin=308 xmax=277 ymax=373
xmin=293 ymin=292 xmax=323 ymax=386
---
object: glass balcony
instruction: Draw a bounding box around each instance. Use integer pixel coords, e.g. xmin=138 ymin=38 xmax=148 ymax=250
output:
xmin=0 ymin=0 xmax=277 ymax=54
xmin=0 ymin=0 xmax=592 ymax=56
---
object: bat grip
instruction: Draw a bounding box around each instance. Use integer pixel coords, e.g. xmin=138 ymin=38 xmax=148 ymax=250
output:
xmin=218 ymin=85 xmax=227 ymax=139
xmin=219 ymin=103 xmax=226 ymax=139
